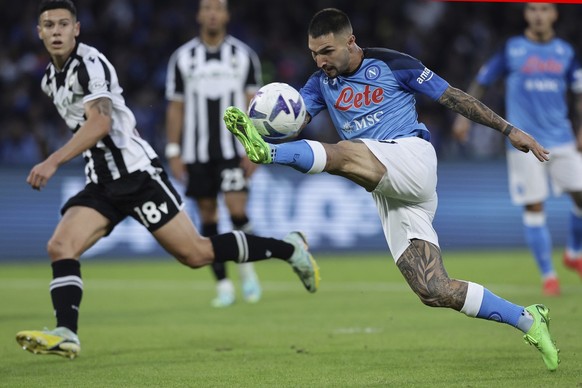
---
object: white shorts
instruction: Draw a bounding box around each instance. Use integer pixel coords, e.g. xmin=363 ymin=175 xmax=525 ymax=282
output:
xmin=362 ymin=137 xmax=439 ymax=262
xmin=507 ymin=143 xmax=582 ymax=205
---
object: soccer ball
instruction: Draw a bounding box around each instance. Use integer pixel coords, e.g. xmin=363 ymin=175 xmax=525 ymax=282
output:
xmin=248 ymin=82 xmax=307 ymax=140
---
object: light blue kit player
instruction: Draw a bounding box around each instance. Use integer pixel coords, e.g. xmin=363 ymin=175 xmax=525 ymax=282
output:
xmin=454 ymin=3 xmax=582 ymax=296
xmin=225 ymin=8 xmax=561 ymax=371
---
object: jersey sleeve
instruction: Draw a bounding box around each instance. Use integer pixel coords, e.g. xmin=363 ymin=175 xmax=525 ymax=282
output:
xmin=475 ymin=45 xmax=507 ymax=86
xmin=388 ymin=52 xmax=449 ymax=100
xmin=165 ymin=50 xmax=184 ymax=102
xmin=300 ymin=71 xmax=327 ymax=119
xmin=40 ymin=66 xmax=51 ymax=98
xmin=77 ymin=54 xmax=113 ymax=104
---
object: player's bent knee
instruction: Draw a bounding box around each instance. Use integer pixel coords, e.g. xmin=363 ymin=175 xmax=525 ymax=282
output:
xmin=326 ymin=141 xmax=354 ymax=170
xmin=47 ymin=237 xmax=70 ymax=260
xmin=184 ymin=256 xmax=210 ymax=269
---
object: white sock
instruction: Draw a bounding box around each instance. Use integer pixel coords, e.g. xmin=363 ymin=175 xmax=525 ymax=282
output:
xmin=305 ymin=140 xmax=327 ymax=174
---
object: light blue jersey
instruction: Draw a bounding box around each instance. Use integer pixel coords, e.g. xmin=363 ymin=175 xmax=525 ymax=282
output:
xmin=476 ymin=35 xmax=582 ymax=149
xmin=300 ymin=48 xmax=449 ymax=141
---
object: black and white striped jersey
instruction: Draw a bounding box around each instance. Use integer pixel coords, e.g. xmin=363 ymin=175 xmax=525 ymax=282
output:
xmin=165 ymin=35 xmax=262 ymax=163
xmin=41 ymin=42 xmax=158 ymax=184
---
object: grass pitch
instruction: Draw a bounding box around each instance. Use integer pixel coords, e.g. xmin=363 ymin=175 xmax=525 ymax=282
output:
xmin=1 ymin=250 xmax=581 ymax=387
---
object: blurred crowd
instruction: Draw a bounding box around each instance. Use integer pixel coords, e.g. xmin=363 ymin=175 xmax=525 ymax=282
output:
xmin=1 ymin=0 xmax=581 ymax=166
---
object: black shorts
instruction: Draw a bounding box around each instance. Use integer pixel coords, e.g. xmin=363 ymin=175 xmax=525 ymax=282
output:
xmin=185 ymin=159 xmax=249 ymax=199
xmin=61 ymin=166 xmax=183 ymax=234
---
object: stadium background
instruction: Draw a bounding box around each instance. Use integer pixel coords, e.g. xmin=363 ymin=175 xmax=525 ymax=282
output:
xmin=0 ymin=0 xmax=579 ymax=260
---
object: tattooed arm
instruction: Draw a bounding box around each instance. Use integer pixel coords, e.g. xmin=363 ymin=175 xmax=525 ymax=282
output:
xmin=450 ymin=82 xmax=488 ymax=143
xmin=27 ymin=97 xmax=112 ymax=190
xmin=438 ymin=86 xmax=549 ymax=162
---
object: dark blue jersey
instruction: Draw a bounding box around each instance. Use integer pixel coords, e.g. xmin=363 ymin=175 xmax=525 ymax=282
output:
xmin=300 ymin=48 xmax=449 ymax=141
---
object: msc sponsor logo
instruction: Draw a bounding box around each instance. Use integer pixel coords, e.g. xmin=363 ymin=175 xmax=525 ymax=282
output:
xmin=342 ymin=111 xmax=385 ymax=133
xmin=417 ymin=67 xmax=434 ymax=84
xmin=524 ymin=78 xmax=559 ymax=92
xmin=334 ymin=85 xmax=384 ymax=111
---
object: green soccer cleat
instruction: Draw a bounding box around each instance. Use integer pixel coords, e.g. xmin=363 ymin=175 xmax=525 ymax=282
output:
xmin=223 ymin=106 xmax=272 ymax=164
xmin=523 ymin=304 xmax=560 ymax=371
xmin=16 ymin=327 xmax=81 ymax=360
xmin=284 ymin=231 xmax=320 ymax=293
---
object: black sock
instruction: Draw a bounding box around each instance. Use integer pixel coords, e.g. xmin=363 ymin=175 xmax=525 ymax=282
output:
xmin=50 ymin=259 xmax=83 ymax=334
xmin=231 ymin=216 xmax=253 ymax=234
xmin=211 ymin=232 xmax=294 ymax=263
xmin=202 ymin=223 xmax=218 ymax=237
xmin=202 ymin=223 xmax=227 ymax=280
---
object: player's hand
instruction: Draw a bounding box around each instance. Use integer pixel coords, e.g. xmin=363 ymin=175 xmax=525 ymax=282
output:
xmin=27 ymin=158 xmax=59 ymax=190
xmin=168 ymin=157 xmax=186 ymax=183
xmin=240 ymin=155 xmax=258 ymax=178
xmin=508 ymin=127 xmax=550 ymax=162
xmin=452 ymin=115 xmax=471 ymax=143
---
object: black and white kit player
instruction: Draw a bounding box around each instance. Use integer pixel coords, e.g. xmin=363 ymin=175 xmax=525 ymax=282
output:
xmin=165 ymin=0 xmax=264 ymax=307
xmin=16 ymin=0 xmax=318 ymax=359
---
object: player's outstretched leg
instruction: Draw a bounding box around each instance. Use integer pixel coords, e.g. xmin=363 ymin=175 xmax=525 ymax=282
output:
xmin=16 ymin=327 xmax=81 ymax=360
xmin=523 ymin=304 xmax=560 ymax=371
xmin=211 ymin=278 xmax=236 ymax=308
xmin=284 ymin=231 xmax=320 ymax=293
xmin=223 ymin=106 xmax=272 ymax=164
xmin=239 ymin=263 xmax=262 ymax=303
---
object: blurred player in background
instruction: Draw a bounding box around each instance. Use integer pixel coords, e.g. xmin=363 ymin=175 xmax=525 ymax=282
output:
xmin=224 ymin=8 xmax=559 ymax=370
xmin=165 ymin=0 xmax=262 ymax=308
xmin=15 ymin=0 xmax=318 ymax=359
xmin=453 ymin=3 xmax=582 ymax=296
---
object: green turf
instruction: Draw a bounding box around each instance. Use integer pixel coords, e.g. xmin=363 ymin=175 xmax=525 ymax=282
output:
xmin=1 ymin=250 xmax=581 ymax=387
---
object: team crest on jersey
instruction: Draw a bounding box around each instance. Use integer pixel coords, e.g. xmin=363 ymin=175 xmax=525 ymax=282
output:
xmin=365 ymin=65 xmax=380 ymax=80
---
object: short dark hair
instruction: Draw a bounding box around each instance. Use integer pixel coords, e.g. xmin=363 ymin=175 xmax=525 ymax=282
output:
xmin=308 ymin=8 xmax=352 ymax=39
xmin=38 ymin=0 xmax=77 ymax=18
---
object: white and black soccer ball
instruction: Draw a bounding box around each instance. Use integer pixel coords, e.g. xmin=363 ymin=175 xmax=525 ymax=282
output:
xmin=247 ymin=82 xmax=306 ymax=140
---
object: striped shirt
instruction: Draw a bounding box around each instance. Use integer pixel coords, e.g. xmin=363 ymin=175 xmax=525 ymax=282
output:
xmin=165 ymin=35 xmax=262 ymax=163
xmin=41 ymin=42 xmax=158 ymax=184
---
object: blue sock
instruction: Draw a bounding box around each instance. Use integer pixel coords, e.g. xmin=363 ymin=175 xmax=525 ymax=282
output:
xmin=523 ymin=212 xmax=554 ymax=277
xmin=567 ymin=210 xmax=582 ymax=254
xmin=476 ymin=288 xmax=524 ymax=328
xmin=272 ymin=140 xmax=315 ymax=173
xmin=462 ymin=282 xmax=532 ymax=332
